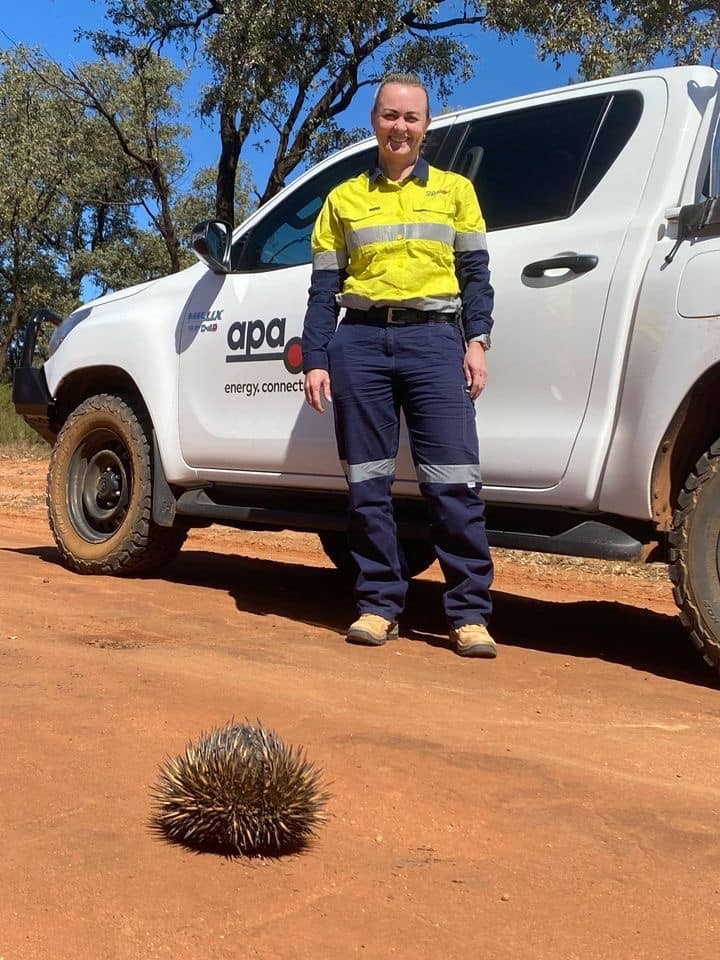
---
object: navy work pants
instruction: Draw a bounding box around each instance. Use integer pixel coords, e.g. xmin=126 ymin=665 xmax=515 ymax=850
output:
xmin=327 ymin=316 xmax=494 ymax=627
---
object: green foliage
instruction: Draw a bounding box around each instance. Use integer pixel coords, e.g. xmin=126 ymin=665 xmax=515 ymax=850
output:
xmin=173 ymin=164 xmax=254 ymax=234
xmin=0 ymin=45 xmax=255 ymax=378
xmin=89 ymin=1 xmax=720 ymax=219
xmin=485 ymin=2 xmax=720 ymax=80
xmin=0 ymin=383 xmax=47 ymax=447
xmin=90 ymin=1 xmax=491 ymax=213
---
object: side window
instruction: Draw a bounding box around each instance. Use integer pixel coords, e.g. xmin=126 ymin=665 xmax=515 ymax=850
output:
xmin=233 ymin=147 xmax=374 ymax=272
xmin=575 ymin=92 xmax=643 ymax=206
xmin=233 ymin=127 xmax=449 ymax=272
xmin=454 ymin=92 xmax=642 ymax=231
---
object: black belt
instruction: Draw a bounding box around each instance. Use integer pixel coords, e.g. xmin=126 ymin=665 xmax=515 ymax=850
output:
xmin=345 ymin=306 xmax=459 ymax=326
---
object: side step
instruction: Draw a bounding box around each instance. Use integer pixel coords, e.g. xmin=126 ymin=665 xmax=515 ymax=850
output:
xmin=173 ymin=487 xmax=346 ymax=534
xmin=166 ymin=485 xmax=649 ymax=563
xmin=487 ymin=520 xmax=645 ymax=561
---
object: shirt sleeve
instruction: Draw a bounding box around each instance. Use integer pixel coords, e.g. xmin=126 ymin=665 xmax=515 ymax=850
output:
xmin=301 ymin=193 xmax=348 ymax=373
xmin=453 ymin=176 xmax=494 ymax=342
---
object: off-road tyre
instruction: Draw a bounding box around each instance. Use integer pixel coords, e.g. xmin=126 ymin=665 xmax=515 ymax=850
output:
xmin=669 ymin=438 xmax=720 ymax=671
xmin=47 ymin=393 xmax=187 ymax=575
xmin=318 ymin=530 xmax=436 ymax=579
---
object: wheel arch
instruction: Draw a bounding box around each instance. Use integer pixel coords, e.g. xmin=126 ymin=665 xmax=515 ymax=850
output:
xmin=651 ymin=362 xmax=720 ymax=531
xmin=53 ymin=366 xmax=152 ymax=430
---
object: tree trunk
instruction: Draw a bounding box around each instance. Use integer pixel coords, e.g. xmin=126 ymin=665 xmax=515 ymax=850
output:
xmin=0 ymin=291 xmax=24 ymax=380
xmin=216 ymin=102 xmax=239 ymax=226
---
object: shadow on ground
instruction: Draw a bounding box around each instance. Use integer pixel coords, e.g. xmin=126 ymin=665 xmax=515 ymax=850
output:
xmin=150 ymin=548 xmax=720 ymax=689
xmin=8 ymin=543 xmax=716 ymax=689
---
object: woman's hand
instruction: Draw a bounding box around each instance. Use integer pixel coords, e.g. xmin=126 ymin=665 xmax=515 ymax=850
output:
xmin=463 ymin=341 xmax=488 ymax=400
xmin=304 ymin=369 xmax=332 ymax=413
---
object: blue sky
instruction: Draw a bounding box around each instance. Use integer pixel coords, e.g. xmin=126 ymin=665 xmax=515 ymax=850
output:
xmin=1 ymin=0 xmax=582 ymax=194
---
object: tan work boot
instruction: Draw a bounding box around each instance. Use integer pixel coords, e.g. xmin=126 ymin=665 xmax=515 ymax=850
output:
xmin=346 ymin=614 xmax=399 ymax=647
xmin=449 ymin=624 xmax=497 ymax=659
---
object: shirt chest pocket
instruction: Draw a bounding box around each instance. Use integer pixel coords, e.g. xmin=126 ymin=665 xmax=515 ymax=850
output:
xmin=411 ymin=199 xmax=456 ymax=246
xmin=412 ymin=198 xmax=455 ymax=224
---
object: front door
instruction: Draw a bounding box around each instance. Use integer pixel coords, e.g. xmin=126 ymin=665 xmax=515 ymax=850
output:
xmin=178 ymin=146 xmax=377 ymax=476
xmin=178 ymin=128 xmax=453 ymax=479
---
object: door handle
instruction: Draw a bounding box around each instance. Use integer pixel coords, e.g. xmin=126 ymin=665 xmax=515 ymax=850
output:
xmin=522 ymin=254 xmax=598 ymax=279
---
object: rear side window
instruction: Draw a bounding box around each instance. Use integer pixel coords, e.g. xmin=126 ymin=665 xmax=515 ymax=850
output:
xmin=576 ymin=92 xmax=644 ymax=206
xmin=454 ymin=91 xmax=643 ymax=230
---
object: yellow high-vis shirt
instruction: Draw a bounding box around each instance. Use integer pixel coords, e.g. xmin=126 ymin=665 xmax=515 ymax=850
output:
xmin=311 ymin=159 xmax=488 ymax=312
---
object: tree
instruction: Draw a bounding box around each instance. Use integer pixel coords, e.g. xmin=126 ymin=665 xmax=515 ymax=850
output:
xmin=90 ymin=1 xmax=720 ymax=225
xmin=0 ymin=48 xmax=88 ymax=378
xmin=173 ymin=164 xmax=254 ymax=236
xmin=484 ymin=1 xmax=720 ymax=81
xmin=89 ymin=1 xmax=482 ymax=221
xmin=0 ymin=46 xmax=238 ymax=378
xmin=34 ymin=48 xmax=193 ymax=274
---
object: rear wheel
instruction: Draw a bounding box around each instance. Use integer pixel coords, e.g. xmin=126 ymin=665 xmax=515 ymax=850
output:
xmin=318 ymin=530 xmax=436 ymax=579
xmin=669 ymin=438 xmax=720 ymax=671
xmin=47 ymin=393 xmax=186 ymax=575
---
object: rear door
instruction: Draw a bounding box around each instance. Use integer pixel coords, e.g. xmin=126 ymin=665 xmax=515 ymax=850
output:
xmin=426 ymin=80 xmax=667 ymax=490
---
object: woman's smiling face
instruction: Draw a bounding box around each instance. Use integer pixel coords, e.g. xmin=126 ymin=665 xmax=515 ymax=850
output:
xmin=371 ymin=82 xmax=430 ymax=170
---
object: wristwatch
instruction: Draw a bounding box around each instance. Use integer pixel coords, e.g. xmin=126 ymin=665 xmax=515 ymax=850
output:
xmin=474 ymin=334 xmax=491 ymax=351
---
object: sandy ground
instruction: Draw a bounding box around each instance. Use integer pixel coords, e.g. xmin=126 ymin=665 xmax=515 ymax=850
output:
xmin=1 ymin=453 xmax=719 ymax=960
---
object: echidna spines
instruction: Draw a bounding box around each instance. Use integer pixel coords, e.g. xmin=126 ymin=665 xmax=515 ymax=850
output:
xmin=151 ymin=721 xmax=329 ymax=856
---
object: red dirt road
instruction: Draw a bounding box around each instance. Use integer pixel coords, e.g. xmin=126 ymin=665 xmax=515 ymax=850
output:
xmin=1 ymin=455 xmax=719 ymax=960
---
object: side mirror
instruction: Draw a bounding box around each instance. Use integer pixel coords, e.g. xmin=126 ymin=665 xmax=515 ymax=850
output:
xmin=191 ymin=220 xmax=233 ymax=273
xmin=665 ymin=197 xmax=720 ymax=263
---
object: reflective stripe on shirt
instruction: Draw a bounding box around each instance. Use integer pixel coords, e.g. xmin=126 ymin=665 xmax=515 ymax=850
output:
xmin=346 ymin=222 xmax=456 ymax=253
xmin=313 ymin=249 xmax=348 ymax=271
xmin=338 ymin=292 xmax=460 ymax=312
xmin=454 ymin=231 xmax=488 ymax=252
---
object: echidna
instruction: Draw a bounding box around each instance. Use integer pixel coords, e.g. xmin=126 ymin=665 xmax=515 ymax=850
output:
xmin=151 ymin=721 xmax=330 ymax=856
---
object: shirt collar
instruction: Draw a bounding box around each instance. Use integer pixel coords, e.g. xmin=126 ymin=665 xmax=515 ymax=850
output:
xmin=369 ymin=154 xmax=429 ymax=184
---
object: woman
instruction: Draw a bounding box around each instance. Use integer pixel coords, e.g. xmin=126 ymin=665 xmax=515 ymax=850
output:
xmin=302 ymin=72 xmax=496 ymax=658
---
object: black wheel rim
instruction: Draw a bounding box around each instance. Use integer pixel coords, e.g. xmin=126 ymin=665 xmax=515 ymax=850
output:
xmin=66 ymin=428 xmax=132 ymax=542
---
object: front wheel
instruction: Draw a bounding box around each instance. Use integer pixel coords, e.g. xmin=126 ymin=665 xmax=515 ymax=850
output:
xmin=669 ymin=438 xmax=720 ymax=671
xmin=318 ymin=530 xmax=436 ymax=579
xmin=47 ymin=394 xmax=187 ymax=575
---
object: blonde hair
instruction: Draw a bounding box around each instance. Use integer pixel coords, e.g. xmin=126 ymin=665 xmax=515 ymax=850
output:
xmin=372 ymin=72 xmax=431 ymax=118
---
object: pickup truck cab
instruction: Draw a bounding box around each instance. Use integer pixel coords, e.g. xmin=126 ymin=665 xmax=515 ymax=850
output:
xmin=13 ymin=64 xmax=720 ymax=672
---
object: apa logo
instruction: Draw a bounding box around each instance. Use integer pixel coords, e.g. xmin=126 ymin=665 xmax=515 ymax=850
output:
xmin=225 ymin=317 xmax=303 ymax=374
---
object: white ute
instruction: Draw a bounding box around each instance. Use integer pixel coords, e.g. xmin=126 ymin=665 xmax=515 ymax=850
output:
xmin=13 ymin=65 xmax=720 ymax=672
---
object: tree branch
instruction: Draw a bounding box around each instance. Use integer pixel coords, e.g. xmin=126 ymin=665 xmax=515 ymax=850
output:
xmin=402 ymin=14 xmax=487 ymax=31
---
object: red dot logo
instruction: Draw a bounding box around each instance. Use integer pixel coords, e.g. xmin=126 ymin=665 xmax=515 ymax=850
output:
xmin=283 ymin=337 xmax=303 ymax=374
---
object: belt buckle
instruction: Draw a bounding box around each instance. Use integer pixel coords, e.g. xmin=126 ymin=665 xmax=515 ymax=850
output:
xmin=386 ymin=307 xmax=401 ymax=325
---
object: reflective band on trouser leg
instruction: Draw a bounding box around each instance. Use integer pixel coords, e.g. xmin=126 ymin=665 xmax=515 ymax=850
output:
xmin=327 ymin=320 xmax=407 ymax=621
xmin=342 ymin=458 xmax=396 ymax=483
xmin=416 ymin=464 xmax=483 ymax=485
